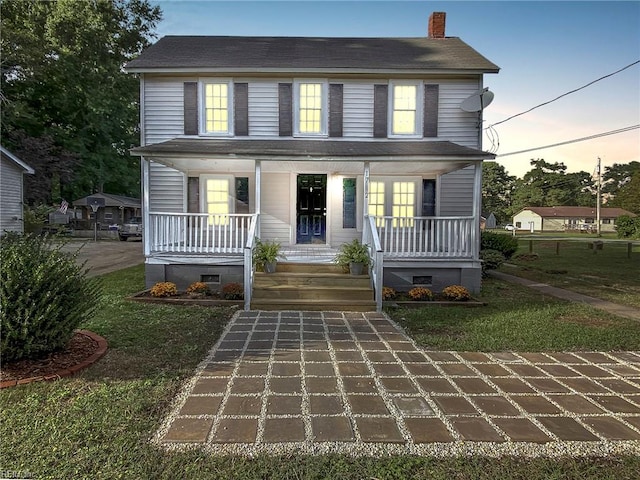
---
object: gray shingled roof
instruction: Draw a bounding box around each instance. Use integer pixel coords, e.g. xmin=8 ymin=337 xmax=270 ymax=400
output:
xmin=131 ymin=138 xmax=495 ymax=159
xmin=125 ymin=36 xmax=499 ymax=73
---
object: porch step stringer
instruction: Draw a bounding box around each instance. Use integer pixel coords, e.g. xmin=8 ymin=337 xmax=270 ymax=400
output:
xmin=250 ymin=262 xmax=376 ymax=311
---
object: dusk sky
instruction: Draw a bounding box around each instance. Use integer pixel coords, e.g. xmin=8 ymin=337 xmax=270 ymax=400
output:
xmin=150 ymin=0 xmax=640 ymax=178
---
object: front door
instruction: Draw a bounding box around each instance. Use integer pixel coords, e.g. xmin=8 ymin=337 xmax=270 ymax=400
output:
xmin=296 ymin=174 xmax=327 ymax=244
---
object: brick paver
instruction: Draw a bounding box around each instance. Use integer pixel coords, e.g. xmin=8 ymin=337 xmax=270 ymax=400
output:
xmin=156 ymin=311 xmax=640 ymax=456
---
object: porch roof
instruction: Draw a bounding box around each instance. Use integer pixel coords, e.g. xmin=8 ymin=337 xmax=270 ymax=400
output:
xmin=131 ymin=138 xmax=495 ymax=161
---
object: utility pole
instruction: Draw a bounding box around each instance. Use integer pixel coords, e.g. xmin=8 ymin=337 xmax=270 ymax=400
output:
xmin=596 ymin=157 xmax=601 ymax=236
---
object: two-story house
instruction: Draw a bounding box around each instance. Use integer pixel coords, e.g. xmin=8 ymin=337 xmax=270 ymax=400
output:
xmin=126 ymin=12 xmax=499 ymax=310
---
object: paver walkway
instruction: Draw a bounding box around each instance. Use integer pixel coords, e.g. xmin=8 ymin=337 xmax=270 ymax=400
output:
xmin=156 ymin=311 xmax=640 ymax=456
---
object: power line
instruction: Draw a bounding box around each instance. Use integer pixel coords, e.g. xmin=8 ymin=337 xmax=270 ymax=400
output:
xmin=496 ymin=124 xmax=639 ymax=158
xmin=486 ymin=60 xmax=640 ymax=129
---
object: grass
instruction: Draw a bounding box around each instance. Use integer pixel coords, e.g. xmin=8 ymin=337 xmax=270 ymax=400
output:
xmin=501 ymin=239 xmax=640 ymax=308
xmin=1 ymin=265 xmax=640 ymax=479
xmin=389 ymin=278 xmax=640 ymax=352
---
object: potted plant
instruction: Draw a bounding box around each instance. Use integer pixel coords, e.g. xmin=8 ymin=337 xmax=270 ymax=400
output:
xmin=334 ymin=239 xmax=370 ymax=275
xmin=253 ymin=238 xmax=283 ymax=273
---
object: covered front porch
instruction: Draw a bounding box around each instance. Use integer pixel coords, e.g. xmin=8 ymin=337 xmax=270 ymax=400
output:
xmin=133 ymin=138 xmax=492 ymax=311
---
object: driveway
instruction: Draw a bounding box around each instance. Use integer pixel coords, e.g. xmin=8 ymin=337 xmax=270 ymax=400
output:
xmin=60 ymin=239 xmax=143 ymax=277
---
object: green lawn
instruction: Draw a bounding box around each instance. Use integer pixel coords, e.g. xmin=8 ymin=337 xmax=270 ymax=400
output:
xmin=500 ymin=239 xmax=640 ymax=308
xmin=390 ymin=278 xmax=640 ymax=352
xmin=1 ymin=265 xmax=640 ymax=479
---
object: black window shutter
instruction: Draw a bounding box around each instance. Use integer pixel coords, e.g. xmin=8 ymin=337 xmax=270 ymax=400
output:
xmin=234 ymin=83 xmax=249 ymax=136
xmin=423 ymin=84 xmax=439 ymax=138
xmin=187 ymin=177 xmax=200 ymax=213
xmin=373 ymin=84 xmax=388 ymax=138
xmin=184 ymin=82 xmax=199 ymax=135
xmin=278 ymin=83 xmax=293 ymax=136
xmin=329 ymin=84 xmax=343 ymax=137
xmin=422 ymin=179 xmax=436 ymax=216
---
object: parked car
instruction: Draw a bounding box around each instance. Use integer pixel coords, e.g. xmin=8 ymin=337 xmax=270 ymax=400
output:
xmin=119 ymin=216 xmax=142 ymax=241
xmin=504 ymin=224 xmax=515 ymax=231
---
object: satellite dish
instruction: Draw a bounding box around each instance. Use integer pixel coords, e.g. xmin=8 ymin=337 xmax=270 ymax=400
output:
xmin=461 ymin=88 xmax=495 ymax=112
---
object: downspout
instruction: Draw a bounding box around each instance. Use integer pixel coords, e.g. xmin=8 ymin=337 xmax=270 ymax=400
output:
xmin=472 ymin=161 xmax=482 ymax=261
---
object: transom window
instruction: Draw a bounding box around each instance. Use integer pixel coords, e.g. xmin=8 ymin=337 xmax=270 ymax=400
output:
xmin=389 ymin=82 xmax=422 ymax=136
xmin=202 ymin=81 xmax=232 ymax=134
xmin=294 ymin=81 xmax=327 ymax=135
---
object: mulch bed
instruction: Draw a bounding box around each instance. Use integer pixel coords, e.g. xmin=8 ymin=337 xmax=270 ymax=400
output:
xmin=129 ymin=290 xmax=243 ymax=307
xmin=0 ymin=330 xmax=108 ymax=388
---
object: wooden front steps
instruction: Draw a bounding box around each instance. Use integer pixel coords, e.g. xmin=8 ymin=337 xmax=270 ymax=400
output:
xmin=251 ymin=262 xmax=376 ymax=311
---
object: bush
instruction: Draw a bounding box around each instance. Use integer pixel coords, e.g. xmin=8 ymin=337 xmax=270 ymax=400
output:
xmin=382 ymin=286 xmax=397 ymax=301
xmin=408 ymin=287 xmax=433 ymax=301
xmin=480 ymin=249 xmax=506 ymax=271
xmin=0 ymin=233 xmax=101 ymax=363
xmin=441 ymin=285 xmax=471 ymax=301
xmin=150 ymin=282 xmax=177 ymax=297
xmin=616 ymin=215 xmax=640 ymax=239
xmin=481 ymin=231 xmax=519 ymax=259
xmin=222 ymin=282 xmax=244 ymax=300
xmin=186 ymin=281 xmax=210 ymax=296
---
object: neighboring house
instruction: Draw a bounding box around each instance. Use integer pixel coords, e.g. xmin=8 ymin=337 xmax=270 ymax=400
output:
xmin=481 ymin=212 xmax=497 ymax=230
xmin=0 ymin=146 xmax=34 ymax=236
xmin=513 ymin=206 xmax=636 ymax=233
xmin=125 ymin=11 xmax=499 ymax=308
xmin=72 ymin=193 xmax=141 ymax=229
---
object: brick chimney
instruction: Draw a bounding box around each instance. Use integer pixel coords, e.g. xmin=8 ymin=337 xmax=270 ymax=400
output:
xmin=428 ymin=12 xmax=446 ymax=38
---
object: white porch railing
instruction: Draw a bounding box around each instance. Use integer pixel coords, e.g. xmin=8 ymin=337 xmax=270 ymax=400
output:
xmin=373 ymin=216 xmax=475 ymax=259
xmin=363 ymin=215 xmax=384 ymax=312
xmin=149 ymin=212 xmax=257 ymax=254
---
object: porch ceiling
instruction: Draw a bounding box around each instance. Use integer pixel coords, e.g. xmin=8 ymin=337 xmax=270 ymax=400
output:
xmin=132 ymin=138 xmax=492 ymax=174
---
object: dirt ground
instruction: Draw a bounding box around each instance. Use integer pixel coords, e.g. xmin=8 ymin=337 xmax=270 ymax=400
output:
xmin=60 ymin=238 xmax=143 ymax=277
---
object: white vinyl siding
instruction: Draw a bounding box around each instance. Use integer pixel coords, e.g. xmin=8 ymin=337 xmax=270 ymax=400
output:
xmin=143 ymin=78 xmax=185 ymax=145
xmin=343 ymin=83 xmax=374 ymax=137
xmin=0 ymin=158 xmax=26 ymax=235
xmin=259 ymin=172 xmax=291 ymax=244
xmin=149 ymin=162 xmax=185 ymax=212
xmin=438 ymin=79 xmax=482 ymax=148
xmin=248 ymin=82 xmax=279 ymax=136
xmin=438 ymin=166 xmax=474 ymax=216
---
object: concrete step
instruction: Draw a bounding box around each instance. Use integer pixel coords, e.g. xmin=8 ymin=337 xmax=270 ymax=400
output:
xmin=252 ymin=285 xmax=373 ymax=301
xmin=250 ymin=298 xmax=377 ymax=312
xmin=254 ymin=272 xmax=370 ymax=288
xmin=275 ymin=262 xmax=345 ymax=274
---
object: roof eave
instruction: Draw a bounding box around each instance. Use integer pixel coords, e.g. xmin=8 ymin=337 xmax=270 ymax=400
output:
xmin=125 ymin=66 xmax=500 ymax=75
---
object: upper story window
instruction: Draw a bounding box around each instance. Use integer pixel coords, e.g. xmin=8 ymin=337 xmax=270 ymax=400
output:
xmin=389 ymin=81 xmax=423 ymax=137
xmin=294 ymin=81 xmax=327 ymax=136
xmin=201 ymin=80 xmax=233 ymax=135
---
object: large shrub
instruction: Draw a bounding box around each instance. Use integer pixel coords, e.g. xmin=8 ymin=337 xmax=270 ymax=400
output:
xmin=480 ymin=249 xmax=506 ymax=277
xmin=0 ymin=233 xmax=101 ymax=362
xmin=616 ymin=215 xmax=640 ymax=239
xmin=481 ymin=231 xmax=519 ymax=259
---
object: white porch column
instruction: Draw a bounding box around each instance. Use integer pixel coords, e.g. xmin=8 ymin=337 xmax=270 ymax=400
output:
xmin=363 ymin=161 xmax=370 ymax=219
xmin=255 ymin=159 xmax=261 ymax=237
xmin=142 ymin=156 xmax=151 ymax=256
xmin=472 ymin=161 xmax=482 ymax=261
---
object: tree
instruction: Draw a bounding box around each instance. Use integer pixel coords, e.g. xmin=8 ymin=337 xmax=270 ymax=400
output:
xmin=481 ymin=162 xmax=515 ymax=224
xmin=608 ymin=173 xmax=640 ymax=214
xmin=509 ymin=159 xmax=594 ymax=216
xmin=602 ymin=161 xmax=640 ymax=195
xmin=1 ymin=0 xmax=161 ymax=203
